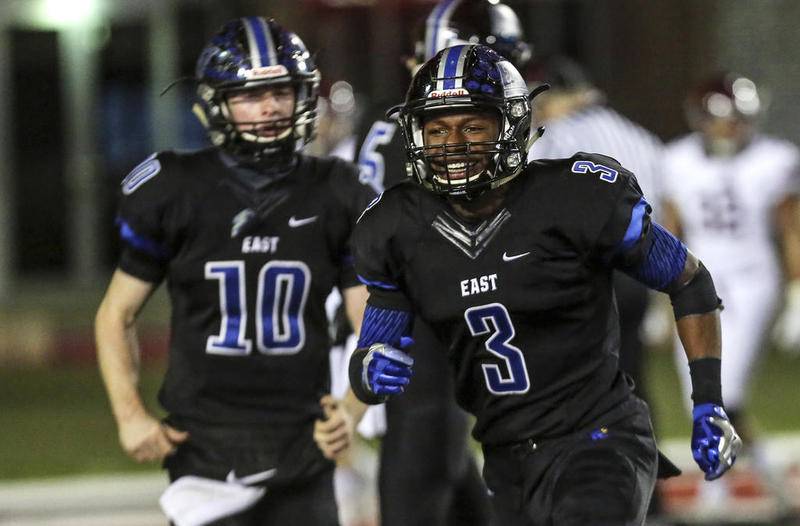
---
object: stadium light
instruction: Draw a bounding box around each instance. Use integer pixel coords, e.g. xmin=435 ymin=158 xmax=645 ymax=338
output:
xmin=28 ymin=0 xmax=103 ymax=29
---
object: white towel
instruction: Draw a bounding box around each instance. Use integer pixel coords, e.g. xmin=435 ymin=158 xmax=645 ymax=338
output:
xmin=159 ymin=475 xmax=266 ymax=526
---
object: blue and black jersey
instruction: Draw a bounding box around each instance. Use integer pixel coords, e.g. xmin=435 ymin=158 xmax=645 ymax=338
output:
xmin=116 ymin=149 xmax=376 ymax=430
xmin=354 ymin=152 xmax=654 ymax=445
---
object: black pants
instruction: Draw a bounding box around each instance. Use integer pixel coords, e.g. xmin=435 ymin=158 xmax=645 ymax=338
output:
xmin=164 ymin=417 xmax=338 ymax=526
xmin=481 ymin=398 xmax=658 ymax=526
xmin=380 ymin=322 xmax=492 ymax=526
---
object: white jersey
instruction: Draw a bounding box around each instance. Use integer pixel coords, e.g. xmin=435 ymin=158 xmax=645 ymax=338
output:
xmin=664 ymin=133 xmax=800 ymax=409
xmin=661 ymin=133 xmax=800 ymax=276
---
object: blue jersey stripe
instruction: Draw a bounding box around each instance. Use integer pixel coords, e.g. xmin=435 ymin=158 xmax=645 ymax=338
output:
xmin=619 ymin=197 xmax=650 ymax=253
xmin=357 ymin=274 xmax=399 ymax=290
xmin=116 ymin=219 xmax=169 ymax=260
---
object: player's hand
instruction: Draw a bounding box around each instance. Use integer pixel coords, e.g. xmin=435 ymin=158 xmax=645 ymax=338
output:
xmin=772 ymin=280 xmax=800 ymax=354
xmin=691 ymin=403 xmax=742 ymax=481
xmin=362 ymin=341 xmax=414 ymax=397
xmin=314 ymin=395 xmax=354 ymax=461
xmin=117 ymin=412 xmax=189 ymax=463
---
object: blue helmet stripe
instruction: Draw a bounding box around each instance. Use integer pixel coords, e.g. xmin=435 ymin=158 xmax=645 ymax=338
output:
xmin=425 ymin=0 xmax=461 ymax=60
xmin=242 ymin=16 xmax=276 ymax=67
xmin=442 ymin=44 xmax=467 ymax=90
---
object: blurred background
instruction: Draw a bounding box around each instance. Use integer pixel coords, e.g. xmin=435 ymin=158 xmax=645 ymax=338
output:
xmin=1 ymin=0 xmax=800 ymax=524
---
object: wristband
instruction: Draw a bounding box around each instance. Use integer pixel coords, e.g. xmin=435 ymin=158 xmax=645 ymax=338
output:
xmin=688 ymin=357 xmax=723 ymax=406
xmin=348 ymin=347 xmax=387 ymax=405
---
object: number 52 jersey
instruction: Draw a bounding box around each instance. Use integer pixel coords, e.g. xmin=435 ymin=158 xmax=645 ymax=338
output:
xmin=354 ymin=152 xmax=653 ymax=445
xmin=116 ymin=148 xmax=376 ymax=427
xmin=661 ymin=133 xmax=800 ymax=275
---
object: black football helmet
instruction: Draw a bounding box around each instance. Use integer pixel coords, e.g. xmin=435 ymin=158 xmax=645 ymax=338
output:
xmin=393 ymin=44 xmax=544 ymax=198
xmin=194 ymin=17 xmax=320 ymax=162
xmin=416 ymin=0 xmax=531 ymax=70
xmin=685 ymin=72 xmax=762 ymax=156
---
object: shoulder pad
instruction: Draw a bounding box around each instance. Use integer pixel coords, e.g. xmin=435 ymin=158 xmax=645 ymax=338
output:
xmin=356 ymin=182 xmax=412 ymax=224
xmin=568 ymin=151 xmax=627 ymax=184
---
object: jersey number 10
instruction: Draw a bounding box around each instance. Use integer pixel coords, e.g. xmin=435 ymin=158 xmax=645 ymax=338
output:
xmin=205 ymin=260 xmax=310 ymax=356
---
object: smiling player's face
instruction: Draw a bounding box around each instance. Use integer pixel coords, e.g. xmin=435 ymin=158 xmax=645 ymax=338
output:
xmin=422 ymin=110 xmax=500 ymax=185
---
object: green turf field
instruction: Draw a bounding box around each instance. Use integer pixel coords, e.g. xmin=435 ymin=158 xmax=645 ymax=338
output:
xmin=0 ymin=363 xmax=166 ymax=479
xmin=647 ymin=346 xmax=800 ymax=438
xmin=2 ymin=348 xmax=799 ymax=480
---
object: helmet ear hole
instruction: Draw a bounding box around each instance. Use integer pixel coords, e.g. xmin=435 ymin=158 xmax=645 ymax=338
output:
xmin=194 ymin=17 xmax=320 ymax=163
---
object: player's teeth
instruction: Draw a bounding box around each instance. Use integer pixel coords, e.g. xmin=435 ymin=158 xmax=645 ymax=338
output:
xmin=447 ymin=163 xmax=467 ymax=170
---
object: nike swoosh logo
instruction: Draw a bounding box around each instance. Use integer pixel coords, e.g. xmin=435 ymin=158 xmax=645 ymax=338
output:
xmin=502 ymin=251 xmax=530 ymax=262
xmin=226 ymin=468 xmax=278 ymax=486
xmin=288 ymin=215 xmax=318 ymax=227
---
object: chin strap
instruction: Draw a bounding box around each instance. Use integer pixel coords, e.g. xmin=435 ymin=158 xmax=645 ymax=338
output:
xmin=526 ymin=82 xmax=550 ymax=151
xmin=526 ymin=125 xmax=546 ymax=151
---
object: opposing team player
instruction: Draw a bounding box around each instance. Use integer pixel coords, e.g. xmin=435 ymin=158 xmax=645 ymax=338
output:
xmin=340 ymin=2 xmax=530 ymax=524
xmin=95 ymin=17 xmax=373 ymax=525
xmin=347 ymin=44 xmax=742 ymax=525
xmin=660 ymin=72 xmax=800 ymax=495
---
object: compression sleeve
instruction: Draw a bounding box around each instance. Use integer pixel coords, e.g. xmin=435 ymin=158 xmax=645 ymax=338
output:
xmin=624 ymin=222 xmax=688 ymax=291
xmin=357 ymin=304 xmax=414 ymax=348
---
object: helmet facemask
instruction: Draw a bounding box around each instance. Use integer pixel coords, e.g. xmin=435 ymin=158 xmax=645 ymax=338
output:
xmin=396 ymin=45 xmax=534 ymax=199
xmin=213 ymin=77 xmax=319 ymax=161
xmin=402 ymin=100 xmax=529 ymax=198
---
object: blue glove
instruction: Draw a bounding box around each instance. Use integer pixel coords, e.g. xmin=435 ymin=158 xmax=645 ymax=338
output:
xmin=361 ymin=340 xmax=414 ymax=397
xmin=691 ymin=403 xmax=743 ymax=481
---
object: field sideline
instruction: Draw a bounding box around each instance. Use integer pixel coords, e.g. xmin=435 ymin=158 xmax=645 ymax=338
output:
xmin=1 ymin=433 xmax=799 ymax=525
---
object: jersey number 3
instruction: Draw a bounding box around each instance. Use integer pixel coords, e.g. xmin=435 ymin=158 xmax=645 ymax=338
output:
xmin=205 ymin=260 xmax=310 ymax=356
xmin=465 ymin=303 xmax=530 ymax=395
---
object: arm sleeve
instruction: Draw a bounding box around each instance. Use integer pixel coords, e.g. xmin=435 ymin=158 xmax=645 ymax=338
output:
xmin=774 ymin=144 xmax=800 ymax=202
xmin=577 ymin=153 xmax=652 ymax=266
xmin=353 ymin=190 xmax=414 ymax=312
xmin=572 ymin=152 xmax=689 ymax=292
xmin=329 ymin=157 xmax=380 ymax=289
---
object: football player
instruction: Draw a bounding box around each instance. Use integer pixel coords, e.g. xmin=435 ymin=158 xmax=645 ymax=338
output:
xmin=95 ymin=17 xmax=373 ymax=525
xmin=660 ymin=72 xmax=800 ymax=501
xmin=335 ymin=2 xmax=531 ymax=524
xmin=347 ymin=44 xmax=742 ymax=525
